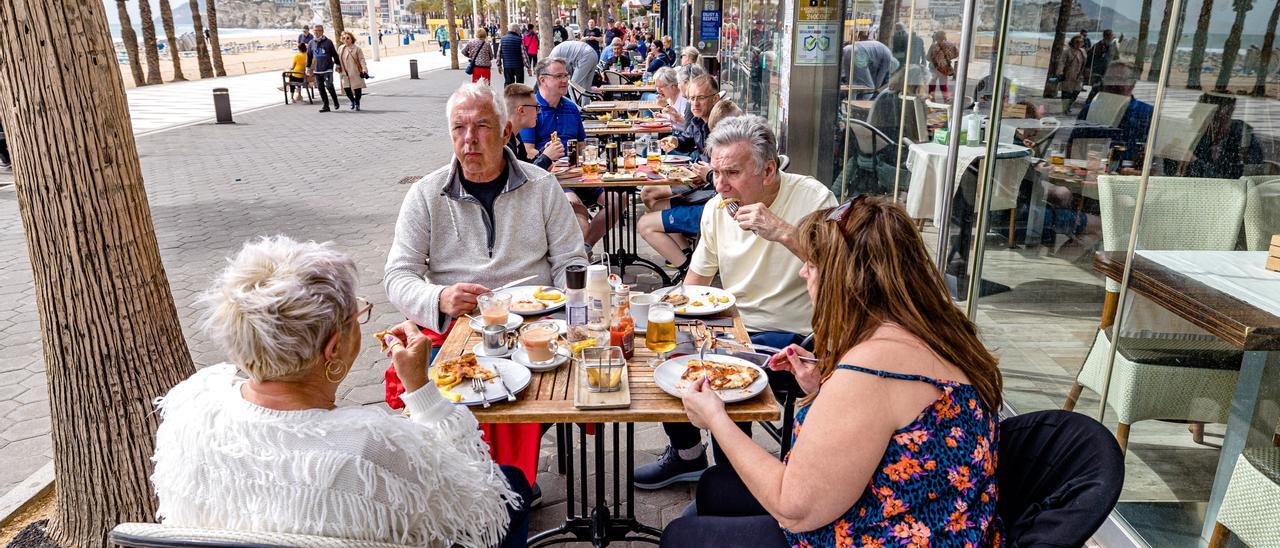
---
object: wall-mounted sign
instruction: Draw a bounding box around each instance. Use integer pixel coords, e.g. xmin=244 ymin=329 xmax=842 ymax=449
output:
xmin=794 ymin=6 xmax=838 ymax=65
xmin=700 ymin=10 xmax=721 ymax=41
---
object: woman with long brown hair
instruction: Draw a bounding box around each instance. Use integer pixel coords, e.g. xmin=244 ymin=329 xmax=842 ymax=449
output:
xmin=667 ymin=196 xmax=1004 ymax=547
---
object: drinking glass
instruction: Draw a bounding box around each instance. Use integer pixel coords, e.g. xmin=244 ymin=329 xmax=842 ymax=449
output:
xmin=582 ymin=138 xmax=600 ymax=178
xmin=646 ymin=139 xmax=662 ymax=165
xmin=645 ymin=302 xmax=676 ymax=366
xmin=621 ymin=141 xmax=637 ymax=169
xmin=1086 ymin=143 xmax=1107 ymax=172
xmin=519 ymin=320 xmax=562 ymax=366
xmin=478 ymin=291 xmax=512 ymax=327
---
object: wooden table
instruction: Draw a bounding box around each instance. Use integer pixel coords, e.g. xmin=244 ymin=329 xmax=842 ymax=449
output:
xmin=582 ymin=100 xmax=663 ymax=113
xmin=584 ymin=124 xmax=673 ymax=137
xmin=598 ymin=84 xmax=657 ymax=94
xmin=1094 ymin=251 xmax=1280 ymax=542
xmin=434 ymin=313 xmax=778 ymax=546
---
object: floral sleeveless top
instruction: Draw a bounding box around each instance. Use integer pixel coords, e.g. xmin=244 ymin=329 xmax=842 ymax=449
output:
xmin=783 ymin=364 xmax=1002 ymax=548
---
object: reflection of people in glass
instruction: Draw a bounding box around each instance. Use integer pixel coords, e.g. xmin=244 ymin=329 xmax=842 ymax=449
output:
xmin=927 ymin=30 xmax=958 ymax=101
xmin=842 ymin=32 xmax=898 ymax=100
xmin=1084 ymin=29 xmax=1116 ymax=103
xmin=1073 ymin=62 xmax=1152 ymax=162
xmin=890 ymin=23 xmax=924 ymax=68
xmin=1184 ymin=93 xmax=1262 ymax=179
xmin=1056 ymin=35 xmax=1088 ymax=114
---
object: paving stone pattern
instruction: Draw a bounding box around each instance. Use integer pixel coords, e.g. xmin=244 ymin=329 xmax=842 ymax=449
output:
xmin=0 ymin=70 xmax=767 ymax=541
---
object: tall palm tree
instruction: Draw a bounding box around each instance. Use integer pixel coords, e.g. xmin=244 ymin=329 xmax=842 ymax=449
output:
xmin=328 ymin=0 xmax=346 ymax=36
xmin=444 ymin=0 xmax=461 ymax=69
xmin=158 ymin=0 xmax=186 ymax=81
xmin=500 ymin=0 xmax=509 ymax=33
xmin=1186 ymin=0 xmax=1213 ymax=89
xmin=1147 ymin=0 xmax=1187 ymax=82
xmin=115 ymin=0 xmax=146 ymax=86
xmin=188 ymin=0 xmax=214 ymax=78
xmin=206 ymin=0 xmax=226 ymax=76
xmin=538 ymin=0 xmax=554 ymax=58
xmin=577 ymin=0 xmax=588 ymax=35
xmin=1216 ymin=0 xmax=1255 ymax=91
xmin=138 ymin=0 xmax=163 ymax=84
xmin=1043 ymin=0 xmax=1073 ymax=97
xmin=1252 ymin=0 xmax=1279 ymax=96
xmin=1134 ymin=0 xmax=1154 ymax=74
xmin=878 ymin=0 xmax=898 ymax=45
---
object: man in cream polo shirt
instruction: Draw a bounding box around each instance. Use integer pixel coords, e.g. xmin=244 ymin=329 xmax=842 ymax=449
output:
xmin=634 ymin=115 xmax=837 ymax=490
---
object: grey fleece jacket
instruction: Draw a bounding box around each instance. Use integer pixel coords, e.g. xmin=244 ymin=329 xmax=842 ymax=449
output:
xmin=385 ymin=149 xmax=588 ymax=332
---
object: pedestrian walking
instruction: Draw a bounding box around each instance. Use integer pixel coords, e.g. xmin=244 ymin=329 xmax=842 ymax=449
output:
xmin=436 ymin=25 xmax=450 ymax=56
xmin=552 ymin=20 xmax=568 ymax=45
xmin=1057 ymin=35 xmax=1088 ymax=113
xmin=523 ymin=24 xmax=540 ymax=75
xmin=497 ymin=24 xmax=526 ymax=87
xmin=306 ymin=24 xmax=342 ymax=112
xmin=927 ymin=30 xmax=958 ymax=101
xmin=297 ymin=26 xmax=313 ymax=47
xmin=1085 ymin=29 xmax=1116 ymax=103
xmin=337 ymin=31 xmax=368 ymax=111
xmin=463 ymin=28 xmax=496 ymax=83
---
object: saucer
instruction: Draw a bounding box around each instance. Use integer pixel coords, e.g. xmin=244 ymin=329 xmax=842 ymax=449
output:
xmin=512 ymin=347 xmax=571 ymax=372
xmin=472 ymin=342 xmax=515 ymax=358
xmin=469 ymin=313 xmax=522 ymax=332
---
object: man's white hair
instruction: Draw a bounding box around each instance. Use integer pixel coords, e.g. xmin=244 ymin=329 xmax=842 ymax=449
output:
xmin=653 ymin=66 xmax=678 ymax=87
xmin=706 ymin=114 xmax=779 ymax=175
xmin=509 ymin=23 xmax=522 ymax=33
xmin=199 ymin=235 xmax=359 ymax=383
xmin=446 ymin=82 xmax=508 ymax=128
xmin=674 ymin=64 xmax=705 ymax=85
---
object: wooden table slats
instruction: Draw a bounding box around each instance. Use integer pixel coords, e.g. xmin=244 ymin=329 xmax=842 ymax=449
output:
xmin=432 ymin=313 xmax=781 ymax=423
xmin=582 ymin=100 xmax=663 ymax=113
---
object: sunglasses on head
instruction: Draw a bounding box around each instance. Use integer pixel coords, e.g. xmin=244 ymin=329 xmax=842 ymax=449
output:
xmin=826 ymin=195 xmax=867 ymax=222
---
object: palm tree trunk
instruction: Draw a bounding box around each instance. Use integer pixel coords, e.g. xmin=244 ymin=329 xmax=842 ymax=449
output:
xmin=577 ymin=0 xmax=588 ymax=33
xmin=158 ymin=0 xmax=186 ymax=81
xmin=328 ymin=0 xmax=346 ymax=36
xmin=1147 ymin=0 xmax=1186 ymax=82
xmin=188 ymin=0 xmax=214 ymax=78
xmin=500 ymin=0 xmax=509 ymax=33
xmin=206 ymin=0 xmax=227 ymax=76
xmin=115 ymin=0 xmax=146 ymax=86
xmin=445 ymin=0 xmax=461 ymax=69
xmin=1135 ymin=0 xmax=1153 ymax=75
xmin=1216 ymin=0 xmax=1255 ymax=91
xmin=538 ymin=0 xmax=555 ymax=57
xmin=0 ymin=1 xmax=197 ymax=545
xmin=878 ymin=0 xmax=898 ymax=45
xmin=1186 ymin=0 xmax=1213 ymax=89
xmin=1252 ymin=0 xmax=1279 ymax=96
xmin=1043 ymin=0 xmax=1073 ymax=96
xmin=137 ymin=0 xmax=163 ymax=84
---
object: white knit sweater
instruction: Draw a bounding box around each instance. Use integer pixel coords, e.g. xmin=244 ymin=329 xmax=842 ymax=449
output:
xmin=150 ymin=364 xmax=517 ymax=547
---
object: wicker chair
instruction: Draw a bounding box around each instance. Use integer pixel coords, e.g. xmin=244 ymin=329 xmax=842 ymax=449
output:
xmin=109 ymin=523 xmax=419 ymax=548
xmin=1242 ymin=176 xmax=1280 ymax=251
xmin=1210 ymin=448 xmax=1280 ymax=547
xmin=1064 ymin=175 xmax=1249 ymax=453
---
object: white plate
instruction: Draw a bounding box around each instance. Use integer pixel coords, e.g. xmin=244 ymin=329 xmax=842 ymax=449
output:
xmin=472 ymin=341 xmax=515 ymax=358
xmin=661 ymin=154 xmax=692 ymax=164
xmin=650 ymin=285 xmax=736 ymax=316
xmin=438 ymin=357 xmax=531 ymax=406
xmin=652 ymin=354 xmax=769 ymax=403
xmin=469 ymin=313 xmax=523 ymax=332
xmin=496 ymin=285 xmax=568 ymax=315
xmin=511 ymin=346 xmax=572 ymax=372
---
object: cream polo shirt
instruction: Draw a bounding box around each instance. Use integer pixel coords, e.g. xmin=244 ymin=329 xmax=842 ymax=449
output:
xmin=688 ymin=172 xmax=838 ymax=335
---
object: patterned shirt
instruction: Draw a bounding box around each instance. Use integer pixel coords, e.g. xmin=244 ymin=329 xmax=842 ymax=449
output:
xmin=784 ymin=364 xmax=1002 ymax=548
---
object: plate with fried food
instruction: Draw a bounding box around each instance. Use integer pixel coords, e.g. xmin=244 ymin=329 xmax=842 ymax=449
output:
xmin=651 ymin=285 xmax=735 ymax=316
xmin=653 ymin=354 xmax=768 ymax=403
xmin=429 ymin=353 xmax=531 ymax=406
xmin=496 ymin=285 xmax=568 ymax=315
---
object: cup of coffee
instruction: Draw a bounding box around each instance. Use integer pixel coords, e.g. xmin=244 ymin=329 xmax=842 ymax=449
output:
xmin=519 ymin=320 xmax=562 ymax=366
xmin=630 ymin=293 xmax=657 ymax=331
xmin=478 ymin=291 xmax=512 ymax=327
xmin=481 ymin=324 xmax=511 ymax=355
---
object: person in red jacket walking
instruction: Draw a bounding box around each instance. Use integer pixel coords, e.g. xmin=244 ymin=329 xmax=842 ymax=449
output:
xmin=522 ymin=24 xmax=540 ymax=76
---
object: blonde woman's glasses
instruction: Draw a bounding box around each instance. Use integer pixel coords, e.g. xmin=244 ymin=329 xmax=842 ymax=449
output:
xmin=352 ymin=298 xmax=373 ymax=325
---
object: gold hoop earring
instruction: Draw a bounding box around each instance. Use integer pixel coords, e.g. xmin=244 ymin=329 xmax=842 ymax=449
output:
xmin=325 ymin=359 xmax=347 ymax=384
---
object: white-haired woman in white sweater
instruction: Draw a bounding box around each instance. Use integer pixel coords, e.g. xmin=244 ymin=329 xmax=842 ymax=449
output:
xmin=149 ymin=235 xmax=530 ymax=548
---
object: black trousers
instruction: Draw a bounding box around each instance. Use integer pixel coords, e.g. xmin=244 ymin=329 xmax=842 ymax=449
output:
xmin=498 ymin=464 xmax=532 ymax=548
xmin=343 ymin=87 xmax=363 ymax=105
xmin=660 ymin=465 xmax=788 ymax=547
xmin=503 ymin=66 xmax=523 ymax=87
xmin=314 ymin=72 xmax=340 ymax=108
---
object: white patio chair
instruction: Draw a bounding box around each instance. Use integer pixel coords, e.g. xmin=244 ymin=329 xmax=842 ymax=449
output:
xmin=1242 ymin=176 xmax=1280 ymax=251
xmin=1210 ymin=448 xmax=1280 ymax=547
xmin=109 ymin=523 xmax=420 ymax=548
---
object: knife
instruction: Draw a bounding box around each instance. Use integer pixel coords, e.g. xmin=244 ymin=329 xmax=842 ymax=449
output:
xmin=492 ymin=275 xmax=538 ymax=293
xmin=493 ymin=371 xmax=517 ymax=401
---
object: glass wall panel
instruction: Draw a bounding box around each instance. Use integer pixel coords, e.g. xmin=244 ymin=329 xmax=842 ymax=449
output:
xmin=968 ymin=0 xmax=1280 ymax=545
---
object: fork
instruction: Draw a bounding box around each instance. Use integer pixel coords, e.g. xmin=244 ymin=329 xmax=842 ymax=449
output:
xmin=724 ymin=201 xmax=758 ymax=235
xmin=472 ymin=377 xmax=490 ymax=408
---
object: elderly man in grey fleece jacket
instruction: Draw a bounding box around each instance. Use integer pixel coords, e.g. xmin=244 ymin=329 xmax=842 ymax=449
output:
xmin=385 ymin=83 xmax=587 ymax=334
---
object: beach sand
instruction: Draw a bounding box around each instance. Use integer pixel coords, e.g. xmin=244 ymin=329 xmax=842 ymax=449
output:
xmin=118 ymin=33 xmax=441 ymax=90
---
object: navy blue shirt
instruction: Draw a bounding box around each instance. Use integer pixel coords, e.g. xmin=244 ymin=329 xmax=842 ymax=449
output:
xmin=519 ymin=90 xmax=586 ymax=150
xmin=1072 ymin=97 xmax=1153 ymax=162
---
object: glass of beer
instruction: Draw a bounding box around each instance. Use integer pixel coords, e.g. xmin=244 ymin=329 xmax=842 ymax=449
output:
xmin=646 ymin=140 xmax=662 ymax=165
xmin=478 ymin=291 xmax=512 ymax=327
xmin=645 ymin=302 xmax=677 ymax=366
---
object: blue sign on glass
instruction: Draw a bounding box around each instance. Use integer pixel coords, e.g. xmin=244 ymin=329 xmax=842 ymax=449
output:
xmin=700 ymin=10 xmax=721 ymax=41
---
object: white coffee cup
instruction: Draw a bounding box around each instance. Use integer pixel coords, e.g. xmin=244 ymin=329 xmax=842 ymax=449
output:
xmin=630 ymin=293 xmax=658 ymax=331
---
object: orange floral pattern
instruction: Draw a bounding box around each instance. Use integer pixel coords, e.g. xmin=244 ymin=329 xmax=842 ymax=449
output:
xmin=783 ymin=364 xmax=1001 ymax=547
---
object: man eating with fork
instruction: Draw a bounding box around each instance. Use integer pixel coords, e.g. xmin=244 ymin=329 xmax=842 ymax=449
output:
xmin=633 ymin=115 xmax=837 ymax=491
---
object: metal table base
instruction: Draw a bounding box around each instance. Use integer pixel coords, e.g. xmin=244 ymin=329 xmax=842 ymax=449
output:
xmin=598 ymin=186 xmax=672 ymax=286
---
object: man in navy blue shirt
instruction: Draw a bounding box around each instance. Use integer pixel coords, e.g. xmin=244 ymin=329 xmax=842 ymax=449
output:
xmin=521 ymin=57 xmax=620 ymax=251
xmin=1071 ymin=62 xmax=1152 ymax=163
xmin=305 ymin=24 xmax=342 ymax=112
